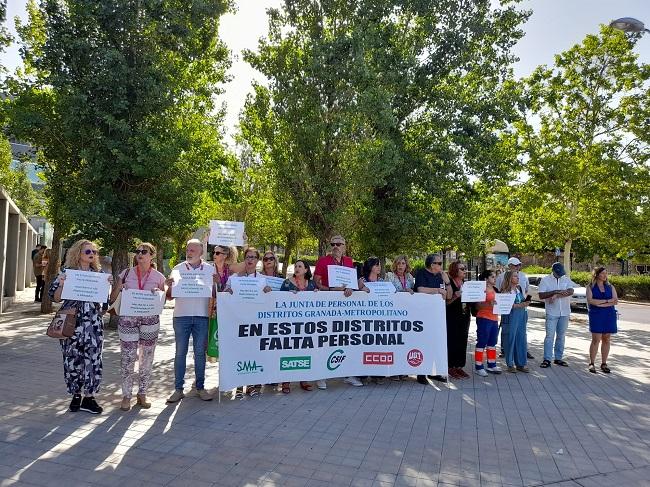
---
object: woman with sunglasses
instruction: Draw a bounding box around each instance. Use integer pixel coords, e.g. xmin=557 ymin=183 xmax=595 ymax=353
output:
xmin=445 ymin=261 xmax=471 ymax=379
xmin=278 ymin=259 xmax=318 ymax=393
xmin=111 ymin=243 xmax=166 ymax=411
xmin=212 ymin=245 xmax=244 ymax=293
xmin=474 ymin=270 xmax=502 ymax=377
xmin=49 ymin=239 xmax=113 ymax=414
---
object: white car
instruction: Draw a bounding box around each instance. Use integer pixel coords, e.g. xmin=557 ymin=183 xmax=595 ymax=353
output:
xmin=527 ymin=274 xmax=588 ymax=309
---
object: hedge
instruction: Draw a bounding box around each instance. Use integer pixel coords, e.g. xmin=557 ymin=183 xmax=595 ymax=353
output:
xmin=522 ymin=267 xmax=650 ymax=302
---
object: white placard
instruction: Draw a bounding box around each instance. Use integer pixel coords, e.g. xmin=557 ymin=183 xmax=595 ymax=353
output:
xmin=493 ymin=293 xmax=517 ymax=315
xmin=365 ymin=281 xmax=397 ymax=297
xmin=217 ymin=291 xmax=448 ymax=390
xmin=209 ymin=220 xmax=245 ymax=246
xmin=265 ymin=276 xmax=286 ymax=291
xmin=120 ymin=289 xmax=165 ymax=316
xmin=327 ymin=265 xmax=359 ymax=290
xmin=231 ymin=276 xmax=266 ymax=302
xmin=461 ymin=281 xmax=487 ymax=302
xmin=61 ymin=270 xmax=111 ymax=302
xmin=171 ymin=268 xmax=213 ymax=298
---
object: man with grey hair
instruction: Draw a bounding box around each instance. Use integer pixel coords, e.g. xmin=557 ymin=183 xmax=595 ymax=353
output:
xmin=165 ymin=239 xmax=215 ymax=403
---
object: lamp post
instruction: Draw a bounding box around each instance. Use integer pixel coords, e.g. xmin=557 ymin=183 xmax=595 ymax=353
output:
xmin=609 ymin=17 xmax=649 ymax=34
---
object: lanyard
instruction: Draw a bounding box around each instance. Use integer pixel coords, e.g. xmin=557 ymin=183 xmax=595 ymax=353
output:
xmin=136 ymin=266 xmax=152 ymax=290
xmin=185 ymin=261 xmax=204 ymax=271
xmin=398 ymin=274 xmax=407 ymax=290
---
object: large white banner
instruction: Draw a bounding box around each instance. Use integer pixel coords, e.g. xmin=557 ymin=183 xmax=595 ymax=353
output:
xmin=217 ymin=291 xmax=447 ymax=390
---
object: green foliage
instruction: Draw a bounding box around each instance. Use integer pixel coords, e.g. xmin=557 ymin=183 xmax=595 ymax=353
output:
xmin=241 ymin=0 xmax=529 ymax=258
xmin=477 ymin=26 xmax=650 ymax=270
xmin=11 ymin=0 xmax=233 ymax=256
xmin=0 ymin=137 xmax=41 ymax=215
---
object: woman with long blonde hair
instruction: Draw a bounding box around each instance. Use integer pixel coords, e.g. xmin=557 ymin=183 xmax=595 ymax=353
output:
xmin=49 ymin=239 xmax=113 ymax=414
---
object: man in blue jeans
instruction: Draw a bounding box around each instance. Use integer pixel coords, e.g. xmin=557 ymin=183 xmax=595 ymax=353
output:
xmin=538 ymin=263 xmax=578 ymax=368
xmin=165 ymin=239 xmax=215 ymax=402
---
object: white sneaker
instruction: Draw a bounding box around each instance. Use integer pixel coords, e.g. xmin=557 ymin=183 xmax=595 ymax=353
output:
xmin=316 ymin=380 xmax=327 ymax=390
xmin=487 ymin=365 xmax=503 ymax=374
xmin=475 ymin=369 xmax=488 ymax=377
xmin=344 ymin=376 xmax=363 ymax=387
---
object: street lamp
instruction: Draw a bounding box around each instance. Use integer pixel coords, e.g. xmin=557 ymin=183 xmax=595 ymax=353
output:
xmin=609 ymin=17 xmax=650 ymax=33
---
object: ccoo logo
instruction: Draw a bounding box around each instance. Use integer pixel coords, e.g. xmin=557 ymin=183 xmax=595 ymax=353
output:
xmin=363 ymin=352 xmax=394 ymax=365
xmin=407 ymin=349 xmax=423 ymax=367
xmin=327 ymin=349 xmax=346 ymax=370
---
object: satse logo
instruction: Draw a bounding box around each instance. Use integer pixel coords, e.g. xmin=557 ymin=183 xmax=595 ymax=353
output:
xmin=236 ymin=360 xmax=264 ymax=374
xmin=407 ymin=349 xmax=423 ymax=367
xmin=327 ymin=349 xmax=346 ymax=370
xmin=280 ymin=356 xmax=312 ymax=371
xmin=363 ymin=352 xmax=394 ymax=365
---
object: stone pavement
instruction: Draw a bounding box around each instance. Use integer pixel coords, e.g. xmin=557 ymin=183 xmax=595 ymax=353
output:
xmin=1 ymin=288 xmax=649 ymax=487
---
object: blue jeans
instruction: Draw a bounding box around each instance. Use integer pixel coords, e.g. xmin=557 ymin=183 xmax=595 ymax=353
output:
xmin=173 ymin=316 xmax=209 ymax=391
xmin=544 ymin=315 xmax=569 ymax=361
xmin=504 ymin=308 xmax=528 ymax=367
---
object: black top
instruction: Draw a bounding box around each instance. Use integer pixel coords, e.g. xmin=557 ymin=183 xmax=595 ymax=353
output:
xmin=415 ymin=268 xmax=444 ymax=292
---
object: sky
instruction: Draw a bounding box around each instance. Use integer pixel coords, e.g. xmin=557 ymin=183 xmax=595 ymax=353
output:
xmin=3 ymin=0 xmax=649 ymax=142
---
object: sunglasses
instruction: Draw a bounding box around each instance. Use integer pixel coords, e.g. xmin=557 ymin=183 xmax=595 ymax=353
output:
xmin=245 ymin=255 xmax=258 ymax=260
xmin=84 ymin=249 xmax=98 ymax=255
xmin=433 ymin=262 xmax=443 ymax=265
xmin=458 ymin=267 xmax=466 ymax=271
xmin=263 ymin=256 xmax=275 ymax=262
xmin=213 ymin=251 xmax=227 ymax=256
xmin=135 ymin=249 xmax=150 ymax=255
xmin=331 ymin=242 xmax=344 ymax=247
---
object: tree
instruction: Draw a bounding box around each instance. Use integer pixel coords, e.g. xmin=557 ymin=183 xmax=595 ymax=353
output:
xmin=13 ymin=0 xmax=233 ymax=286
xmin=494 ymin=26 xmax=650 ymax=270
xmin=241 ymin=0 xmax=528 ymax=259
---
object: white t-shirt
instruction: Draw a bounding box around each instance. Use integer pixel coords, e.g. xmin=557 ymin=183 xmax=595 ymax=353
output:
xmin=171 ymin=261 xmax=215 ymax=318
xmin=538 ymin=274 xmax=578 ymax=317
xmin=496 ymin=270 xmax=529 ymax=294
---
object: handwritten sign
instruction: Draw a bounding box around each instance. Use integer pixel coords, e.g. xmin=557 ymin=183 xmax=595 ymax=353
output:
xmin=171 ymin=268 xmax=213 ymax=298
xmin=230 ymin=276 xmax=266 ymax=303
xmin=327 ymin=265 xmax=359 ymax=290
xmin=120 ymin=289 xmax=165 ymax=316
xmin=365 ymin=281 xmax=397 ymax=297
xmin=461 ymin=281 xmax=487 ymax=303
xmin=61 ymin=270 xmax=110 ymax=302
xmin=493 ymin=293 xmax=517 ymax=315
xmin=209 ymin=220 xmax=245 ymax=246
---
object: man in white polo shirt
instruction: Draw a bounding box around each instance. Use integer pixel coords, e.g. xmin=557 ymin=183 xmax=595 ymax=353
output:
xmin=166 ymin=239 xmax=215 ymax=402
xmin=538 ymin=262 xmax=578 ymax=368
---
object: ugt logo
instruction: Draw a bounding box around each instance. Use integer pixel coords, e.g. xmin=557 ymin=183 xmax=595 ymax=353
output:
xmin=236 ymin=360 xmax=264 ymax=374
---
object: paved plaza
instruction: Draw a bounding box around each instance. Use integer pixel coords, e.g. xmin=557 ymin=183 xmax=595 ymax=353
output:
xmin=0 ymin=289 xmax=649 ymax=487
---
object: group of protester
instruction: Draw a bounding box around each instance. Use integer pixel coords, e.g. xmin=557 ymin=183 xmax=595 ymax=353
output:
xmin=47 ymin=235 xmax=619 ymax=415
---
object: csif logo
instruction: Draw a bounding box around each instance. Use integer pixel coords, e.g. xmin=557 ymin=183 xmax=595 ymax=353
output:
xmin=327 ymin=349 xmax=346 ymax=370
xmin=280 ymin=356 xmax=312 ymax=371
xmin=236 ymin=360 xmax=264 ymax=374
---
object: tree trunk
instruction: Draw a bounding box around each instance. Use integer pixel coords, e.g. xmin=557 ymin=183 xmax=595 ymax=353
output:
xmin=564 ymin=239 xmax=572 ymax=274
xmin=41 ymin=227 xmax=63 ymax=314
xmin=156 ymin=243 xmax=164 ymax=273
xmin=282 ymin=229 xmax=297 ymax=278
xmin=318 ymin=237 xmax=327 ymax=257
xmin=107 ymin=242 xmax=129 ymax=329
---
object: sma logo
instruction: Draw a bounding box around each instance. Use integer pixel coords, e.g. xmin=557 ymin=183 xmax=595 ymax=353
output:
xmin=236 ymin=360 xmax=264 ymax=374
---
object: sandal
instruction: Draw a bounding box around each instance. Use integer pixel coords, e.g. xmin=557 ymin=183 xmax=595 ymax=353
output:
xmin=600 ymin=363 xmax=611 ymax=374
xmin=588 ymin=363 xmax=597 ymax=373
xmin=540 ymin=360 xmax=551 ymax=368
xmin=300 ymin=381 xmax=312 ymax=391
xmin=281 ymin=382 xmax=291 ymax=394
xmin=553 ymin=359 xmax=569 ymax=367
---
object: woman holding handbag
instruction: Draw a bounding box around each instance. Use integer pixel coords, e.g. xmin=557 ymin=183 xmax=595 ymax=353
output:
xmin=111 ymin=242 xmax=166 ymax=411
xmin=49 ymin=239 xmax=113 ymax=414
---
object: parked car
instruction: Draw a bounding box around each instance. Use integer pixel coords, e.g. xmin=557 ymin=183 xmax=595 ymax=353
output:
xmin=527 ymin=274 xmax=588 ymax=309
